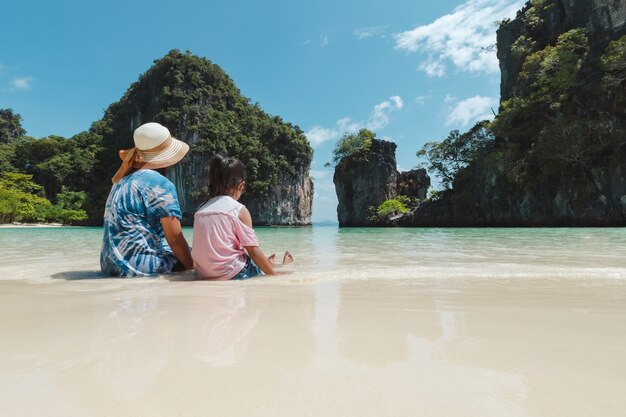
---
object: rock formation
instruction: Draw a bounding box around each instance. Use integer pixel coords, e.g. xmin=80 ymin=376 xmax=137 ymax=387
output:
xmin=333 ymin=139 xmax=429 ymax=226
xmin=89 ymin=50 xmax=313 ymax=225
xmin=398 ymin=0 xmax=626 ymax=227
xmin=498 ymin=0 xmax=626 ymax=101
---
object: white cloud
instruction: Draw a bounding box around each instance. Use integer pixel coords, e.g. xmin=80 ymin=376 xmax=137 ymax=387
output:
xmin=415 ymin=95 xmax=429 ymax=105
xmin=10 ymin=77 xmax=33 ymax=91
xmin=305 ymin=96 xmax=403 ymax=147
xmin=446 ymin=95 xmax=496 ymax=127
xmin=311 ymin=169 xmax=336 ymax=191
xmin=305 ymin=126 xmax=339 ymax=147
xmin=394 ymin=0 xmax=524 ymax=76
xmin=368 ymin=96 xmax=403 ymax=130
xmin=419 ymin=59 xmax=446 ymax=77
xmin=310 ymin=169 xmax=328 ymax=180
xmin=313 ymin=177 xmax=336 ymax=192
xmin=353 ymin=25 xmax=390 ymax=40
xmin=390 ymin=95 xmax=404 ymax=109
xmin=335 ymin=117 xmax=358 ymax=132
xmin=0 ymin=63 xmax=5 ymax=75
xmin=444 ymin=94 xmax=457 ymax=103
xmin=299 ymin=35 xmax=329 ymax=47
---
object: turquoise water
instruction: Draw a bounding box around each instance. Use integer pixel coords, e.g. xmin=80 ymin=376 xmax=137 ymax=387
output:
xmin=1 ymin=226 xmax=625 ymax=281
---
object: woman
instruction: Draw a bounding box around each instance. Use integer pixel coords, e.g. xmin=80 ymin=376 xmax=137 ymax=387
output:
xmin=100 ymin=122 xmax=193 ymax=277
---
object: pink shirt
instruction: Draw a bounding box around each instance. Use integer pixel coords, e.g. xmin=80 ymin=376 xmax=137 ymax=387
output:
xmin=192 ymin=196 xmax=259 ymax=280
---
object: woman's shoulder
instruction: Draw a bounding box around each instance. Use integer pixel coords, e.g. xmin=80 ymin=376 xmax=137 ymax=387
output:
xmin=132 ymin=169 xmax=175 ymax=189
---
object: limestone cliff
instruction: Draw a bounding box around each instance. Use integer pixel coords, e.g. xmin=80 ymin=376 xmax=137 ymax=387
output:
xmin=89 ymin=50 xmax=313 ymax=225
xmin=333 ymin=139 xmax=429 ymax=226
xmin=244 ymin=167 xmax=313 ymax=225
xmin=498 ymin=0 xmax=626 ymax=101
xmin=399 ymin=0 xmax=626 ymax=227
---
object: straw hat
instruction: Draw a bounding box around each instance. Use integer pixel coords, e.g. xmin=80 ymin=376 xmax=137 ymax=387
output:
xmin=111 ymin=122 xmax=190 ymax=183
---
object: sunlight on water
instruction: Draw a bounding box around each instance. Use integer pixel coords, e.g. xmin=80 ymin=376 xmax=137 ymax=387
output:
xmin=1 ymin=226 xmax=626 ymax=281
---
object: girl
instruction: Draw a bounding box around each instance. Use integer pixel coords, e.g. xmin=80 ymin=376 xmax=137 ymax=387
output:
xmin=192 ymin=154 xmax=292 ymax=280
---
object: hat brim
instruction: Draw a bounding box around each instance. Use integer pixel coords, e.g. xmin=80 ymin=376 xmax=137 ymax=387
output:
xmin=122 ymin=137 xmax=190 ymax=170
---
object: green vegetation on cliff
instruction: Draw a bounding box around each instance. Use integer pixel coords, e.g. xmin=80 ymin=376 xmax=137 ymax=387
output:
xmin=419 ymin=20 xmax=626 ymax=222
xmin=89 ymin=49 xmax=312 ymax=223
xmin=417 ymin=121 xmax=494 ymax=191
xmin=367 ymin=195 xmax=418 ymax=224
xmin=0 ymin=50 xmax=313 ymax=224
xmin=0 ymin=109 xmax=25 ymax=144
xmin=491 ymin=29 xmax=625 ymax=190
xmin=330 ymin=128 xmax=375 ymax=165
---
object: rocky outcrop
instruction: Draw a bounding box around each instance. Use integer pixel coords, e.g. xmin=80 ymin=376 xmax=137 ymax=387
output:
xmin=397 ymin=156 xmax=626 ymax=227
xmin=498 ymin=0 xmax=626 ymax=101
xmin=393 ymin=0 xmax=626 ymax=227
xmin=397 ymin=169 xmax=430 ymax=200
xmin=90 ymin=50 xmax=313 ymax=225
xmin=243 ymin=167 xmax=313 ymax=225
xmin=333 ymin=139 xmax=430 ymax=226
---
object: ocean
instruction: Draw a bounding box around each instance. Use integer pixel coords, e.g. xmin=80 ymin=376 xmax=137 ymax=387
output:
xmin=1 ymin=226 xmax=625 ymax=281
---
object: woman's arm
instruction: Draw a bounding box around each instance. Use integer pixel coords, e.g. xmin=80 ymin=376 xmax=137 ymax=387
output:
xmin=161 ymin=216 xmax=194 ymax=270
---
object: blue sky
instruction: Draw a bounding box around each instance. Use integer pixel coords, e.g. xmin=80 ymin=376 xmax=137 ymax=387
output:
xmin=1 ymin=0 xmax=525 ymax=222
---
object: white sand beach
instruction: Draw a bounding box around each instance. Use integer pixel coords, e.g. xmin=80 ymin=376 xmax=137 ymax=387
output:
xmin=1 ymin=276 xmax=625 ymax=417
xmin=0 ymin=223 xmax=65 ymax=228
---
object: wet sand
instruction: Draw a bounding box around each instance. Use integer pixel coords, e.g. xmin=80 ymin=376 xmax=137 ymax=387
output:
xmin=1 ymin=276 xmax=625 ymax=417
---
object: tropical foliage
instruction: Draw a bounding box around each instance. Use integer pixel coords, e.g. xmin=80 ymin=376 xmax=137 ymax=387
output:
xmin=0 ymin=50 xmax=313 ymax=224
xmin=417 ymin=121 xmax=494 ymax=190
xmin=420 ymin=27 xmax=626 ymax=207
xmin=330 ymin=128 xmax=375 ymax=165
xmin=0 ymin=173 xmax=87 ymax=224
xmin=368 ymin=195 xmax=418 ymax=223
xmin=0 ymin=109 xmax=25 ymax=144
xmin=88 ymin=49 xmax=313 ymax=220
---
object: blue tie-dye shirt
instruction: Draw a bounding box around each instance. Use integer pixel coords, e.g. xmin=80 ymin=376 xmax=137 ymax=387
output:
xmin=100 ymin=170 xmax=182 ymax=277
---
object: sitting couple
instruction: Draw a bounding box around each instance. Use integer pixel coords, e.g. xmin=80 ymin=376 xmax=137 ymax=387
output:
xmin=100 ymin=122 xmax=292 ymax=279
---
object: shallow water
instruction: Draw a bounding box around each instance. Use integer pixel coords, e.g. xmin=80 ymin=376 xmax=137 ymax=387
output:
xmin=1 ymin=226 xmax=625 ymax=281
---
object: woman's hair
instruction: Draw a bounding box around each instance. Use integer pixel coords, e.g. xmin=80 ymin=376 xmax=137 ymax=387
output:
xmin=208 ymin=153 xmax=246 ymax=197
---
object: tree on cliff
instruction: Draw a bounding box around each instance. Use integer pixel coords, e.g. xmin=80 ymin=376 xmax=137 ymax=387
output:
xmin=86 ymin=49 xmax=313 ymax=224
xmin=409 ymin=0 xmax=626 ymax=225
xmin=0 ymin=109 xmax=26 ymax=144
xmin=490 ymin=29 xmax=625 ymax=189
xmin=329 ymin=128 xmax=375 ymax=165
xmin=423 ymin=28 xmax=625 ymax=196
xmin=417 ymin=121 xmax=494 ymax=190
xmin=0 ymin=109 xmax=25 ymax=174
xmin=0 ymin=51 xmax=313 ymax=225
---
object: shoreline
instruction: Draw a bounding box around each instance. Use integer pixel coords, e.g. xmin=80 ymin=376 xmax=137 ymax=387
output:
xmin=0 ymin=222 xmax=66 ymax=228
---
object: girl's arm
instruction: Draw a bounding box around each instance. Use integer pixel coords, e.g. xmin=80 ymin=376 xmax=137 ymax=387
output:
xmin=238 ymin=206 xmax=280 ymax=275
xmin=245 ymin=245 xmax=275 ymax=275
xmin=238 ymin=206 xmax=253 ymax=228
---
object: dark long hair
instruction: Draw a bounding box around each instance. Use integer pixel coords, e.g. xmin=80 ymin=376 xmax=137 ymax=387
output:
xmin=208 ymin=154 xmax=246 ymax=197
